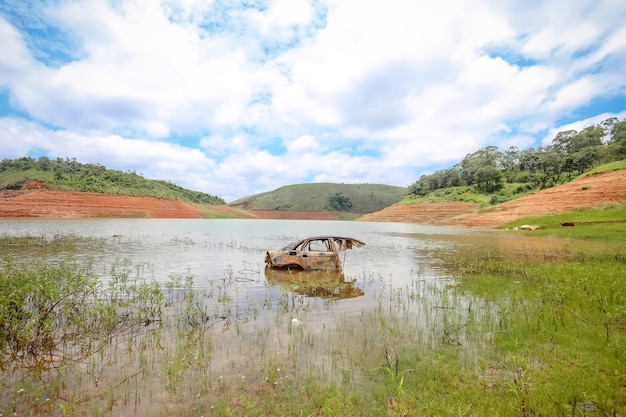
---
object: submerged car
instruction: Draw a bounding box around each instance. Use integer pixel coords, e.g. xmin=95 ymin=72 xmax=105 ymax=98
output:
xmin=264 ymin=236 xmax=365 ymax=271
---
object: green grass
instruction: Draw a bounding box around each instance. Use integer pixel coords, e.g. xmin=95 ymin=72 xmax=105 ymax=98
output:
xmin=436 ymin=242 xmax=625 ymax=416
xmin=400 ymin=181 xmax=537 ymax=207
xmin=582 ymin=159 xmax=626 ymax=176
xmin=230 ymin=182 xmax=407 ymax=213
xmin=501 ymin=202 xmax=626 ymax=241
xmin=194 ymin=204 xmax=256 ymax=219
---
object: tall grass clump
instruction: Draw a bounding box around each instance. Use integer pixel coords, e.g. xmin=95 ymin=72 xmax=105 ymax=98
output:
xmin=0 ymin=258 xmax=105 ymax=374
xmin=0 ymin=257 xmax=171 ymax=415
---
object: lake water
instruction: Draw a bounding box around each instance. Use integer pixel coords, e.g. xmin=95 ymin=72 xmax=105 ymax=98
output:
xmin=0 ymin=219 xmax=492 ymax=310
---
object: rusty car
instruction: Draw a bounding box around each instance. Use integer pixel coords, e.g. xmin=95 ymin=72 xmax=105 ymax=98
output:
xmin=264 ymin=236 xmax=365 ymax=271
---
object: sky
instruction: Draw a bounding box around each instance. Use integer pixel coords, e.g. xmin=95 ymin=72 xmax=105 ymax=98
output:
xmin=1 ymin=0 xmax=626 ymax=202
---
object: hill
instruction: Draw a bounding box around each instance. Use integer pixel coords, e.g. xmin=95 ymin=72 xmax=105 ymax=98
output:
xmin=2 ymin=157 xmax=624 ymax=226
xmin=0 ymin=157 xmax=225 ymax=205
xmin=230 ymin=183 xmax=408 ymax=216
xmin=358 ymin=169 xmax=626 ymax=227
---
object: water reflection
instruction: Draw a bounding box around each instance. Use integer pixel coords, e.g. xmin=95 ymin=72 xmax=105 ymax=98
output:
xmin=264 ymin=267 xmax=365 ymax=299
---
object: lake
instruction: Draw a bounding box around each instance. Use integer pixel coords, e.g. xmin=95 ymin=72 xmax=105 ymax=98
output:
xmin=3 ymin=218 xmax=598 ymax=415
xmin=0 ymin=218 xmax=491 ymax=308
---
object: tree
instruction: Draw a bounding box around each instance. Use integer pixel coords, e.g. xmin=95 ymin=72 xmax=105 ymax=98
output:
xmin=538 ymin=146 xmax=564 ymax=185
xmin=569 ymin=126 xmax=604 ymax=153
xmin=475 ymin=166 xmax=503 ymax=192
xmin=460 ymin=146 xmax=502 ymax=186
xmin=608 ymin=119 xmax=626 ymax=158
xmin=572 ymin=150 xmax=597 ymax=173
xmin=552 ymin=130 xmax=577 ymax=153
xmin=519 ymin=148 xmax=541 ymax=172
xmin=499 ymin=146 xmax=521 ymax=182
xmin=328 ymin=193 xmax=352 ymax=211
xmin=552 ymin=126 xmax=604 ymax=154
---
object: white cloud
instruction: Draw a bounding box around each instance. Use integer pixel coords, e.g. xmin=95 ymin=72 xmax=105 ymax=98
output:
xmin=1 ymin=0 xmax=625 ymax=201
xmin=7 ymin=0 xmax=259 ymax=137
xmin=248 ymin=0 xmax=314 ymax=35
xmin=199 ymin=134 xmax=248 ymax=156
xmin=285 ymin=135 xmax=319 ymax=153
xmin=0 ymin=18 xmax=33 ymax=85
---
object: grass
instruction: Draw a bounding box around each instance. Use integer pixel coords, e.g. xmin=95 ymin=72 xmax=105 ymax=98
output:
xmin=1 ymin=231 xmax=625 ymax=416
xmin=193 ymin=204 xmax=257 ymax=219
xmin=582 ymin=159 xmax=626 ymax=175
xmin=437 ymin=243 xmax=625 ymax=416
xmin=501 ymin=202 xmax=626 ymax=241
xmin=230 ymin=183 xmax=408 ymax=213
xmin=400 ymin=181 xmax=537 ymax=207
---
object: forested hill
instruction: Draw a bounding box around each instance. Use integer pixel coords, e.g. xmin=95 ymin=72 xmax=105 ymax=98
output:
xmin=230 ymin=183 xmax=407 ymax=213
xmin=405 ymin=116 xmax=626 ymax=204
xmin=0 ymin=157 xmax=225 ymax=205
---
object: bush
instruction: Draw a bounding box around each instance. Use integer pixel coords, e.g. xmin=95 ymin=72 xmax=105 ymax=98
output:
xmin=0 ymin=257 xmax=164 ymax=374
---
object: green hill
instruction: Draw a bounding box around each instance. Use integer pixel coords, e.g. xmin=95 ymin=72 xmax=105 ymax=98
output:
xmin=400 ymin=159 xmax=626 ymax=207
xmin=230 ymin=183 xmax=407 ymax=213
xmin=0 ymin=157 xmax=225 ymax=205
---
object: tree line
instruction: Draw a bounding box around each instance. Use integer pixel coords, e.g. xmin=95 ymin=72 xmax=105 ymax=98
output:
xmin=408 ymin=117 xmax=626 ymax=197
xmin=0 ymin=156 xmax=225 ymax=205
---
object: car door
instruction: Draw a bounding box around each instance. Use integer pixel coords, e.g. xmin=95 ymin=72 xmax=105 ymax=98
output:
xmin=299 ymin=238 xmax=341 ymax=270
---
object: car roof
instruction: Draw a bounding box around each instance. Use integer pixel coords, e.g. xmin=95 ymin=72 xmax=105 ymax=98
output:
xmin=281 ymin=236 xmax=365 ymax=250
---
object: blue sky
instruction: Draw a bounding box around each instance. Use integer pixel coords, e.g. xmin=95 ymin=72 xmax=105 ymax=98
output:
xmin=1 ymin=0 xmax=625 ymax=202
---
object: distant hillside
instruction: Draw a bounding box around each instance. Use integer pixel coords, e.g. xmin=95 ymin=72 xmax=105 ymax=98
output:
xmin=230 ymin=183 xmax=407 ymax=213
xmin=359 ymin=164 xmax=626 ymax=226
xmin=0 ymin=157 xmax=225 ymax=205
xmin=399 ymin=159 xmax=626 ymax=207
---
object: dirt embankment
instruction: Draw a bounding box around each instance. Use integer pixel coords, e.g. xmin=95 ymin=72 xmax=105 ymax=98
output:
xmin=2 ymin=171 xmax=625 ymax=225
xmin=360 ymin=170 xmax=626 ymax=227
xmin=0 ymin=188 xmax=203 ymax=219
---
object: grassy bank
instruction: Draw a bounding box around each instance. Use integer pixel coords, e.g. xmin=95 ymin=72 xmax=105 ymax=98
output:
xmin=1 ymin=232 xmax=624 ymax=416
xmin=501 ymin=202 xmax=626 ymax=241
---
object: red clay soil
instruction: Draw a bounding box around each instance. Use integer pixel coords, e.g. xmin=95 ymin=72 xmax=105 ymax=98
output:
xmin=0 ymin=189 xmax=203 ymax=219
xmin=360 ymin=170 xmax=626 ymax=227
xmin=358 ymin=202 xmax=477 ymax=224
xmin=2 ymin=171 xmax=625 ymax=226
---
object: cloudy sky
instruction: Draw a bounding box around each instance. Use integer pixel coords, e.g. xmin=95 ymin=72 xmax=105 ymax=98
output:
xmin=1 ymin=0 xmax=625 ymax=202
